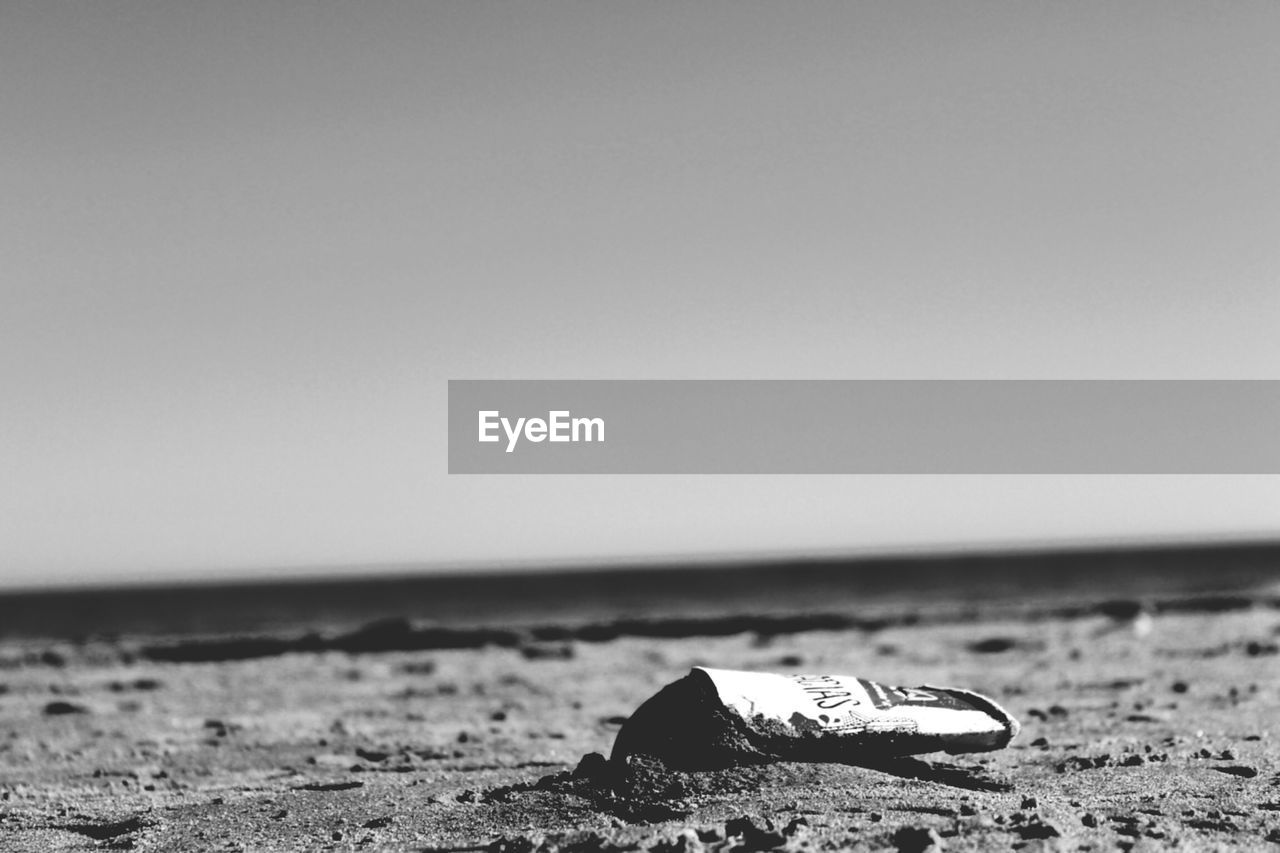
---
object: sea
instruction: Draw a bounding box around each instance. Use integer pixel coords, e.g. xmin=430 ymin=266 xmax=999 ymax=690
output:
xmin=1 ymin=541 xmax=1276 ymax=645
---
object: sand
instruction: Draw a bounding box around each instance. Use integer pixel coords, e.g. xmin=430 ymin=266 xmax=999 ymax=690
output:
xmin=1 ymin=591 xmax=1278 ymax=851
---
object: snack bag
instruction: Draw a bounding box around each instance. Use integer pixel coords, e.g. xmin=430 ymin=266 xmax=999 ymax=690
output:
xmin=612 ymin=667 xmax=1020 ymax=769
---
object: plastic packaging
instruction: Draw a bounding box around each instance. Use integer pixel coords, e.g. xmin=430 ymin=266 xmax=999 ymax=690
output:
xmin=612 ymin=667 xmax=1020 ymax=769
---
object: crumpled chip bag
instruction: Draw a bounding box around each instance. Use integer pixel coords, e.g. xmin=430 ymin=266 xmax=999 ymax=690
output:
xmin=612 ymin=667 xmax=1020 ymax=769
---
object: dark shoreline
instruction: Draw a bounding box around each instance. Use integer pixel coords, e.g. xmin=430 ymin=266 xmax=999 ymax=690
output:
xmin=2 ymin=540 xmax=1277 ymax=642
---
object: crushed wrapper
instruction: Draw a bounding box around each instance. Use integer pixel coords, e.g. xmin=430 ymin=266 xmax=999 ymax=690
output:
xmin=612 ymin=667 xmax=1020 ymax=769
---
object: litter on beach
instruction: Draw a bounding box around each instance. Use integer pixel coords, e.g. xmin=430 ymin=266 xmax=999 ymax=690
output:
xmin=612 ymin=667 xmax=1020 ymax=769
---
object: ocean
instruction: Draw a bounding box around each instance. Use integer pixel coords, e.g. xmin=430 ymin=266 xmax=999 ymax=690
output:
xmin=1 ymin=541 xmax=1276 ymax=645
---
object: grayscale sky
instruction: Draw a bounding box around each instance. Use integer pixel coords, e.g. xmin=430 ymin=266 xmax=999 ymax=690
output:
xmin=2 ymin=1 xmax=1278 ymax=588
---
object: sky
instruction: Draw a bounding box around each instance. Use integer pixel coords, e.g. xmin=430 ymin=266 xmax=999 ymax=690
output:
xmin=2 ymin=1 xmax=1279 ymax=588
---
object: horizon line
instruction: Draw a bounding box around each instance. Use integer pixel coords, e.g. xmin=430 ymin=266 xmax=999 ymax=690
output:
xmin=3 ymin=529 xmax=1278 ymax=596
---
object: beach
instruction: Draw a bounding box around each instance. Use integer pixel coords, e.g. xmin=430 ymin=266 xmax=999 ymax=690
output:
xmin=1 ymin=545 xmax=1278 ymax=851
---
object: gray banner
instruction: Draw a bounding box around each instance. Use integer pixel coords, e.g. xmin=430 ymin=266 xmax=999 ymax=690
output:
xmin=447 ymin=380 xmax=1280 ymax=474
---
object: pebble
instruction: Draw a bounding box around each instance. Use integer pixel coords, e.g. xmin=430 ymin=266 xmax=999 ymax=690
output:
xmin=892 ymin=826 xmax=945 ymax=852
xmin=43 ymin=701 xmax=88 ymax=716
xmin=1014 ymin=816 xmax=1062 ymax=840
xmin=782 ymin=817 xmax=808 ymax=836
xmin=723 ymin=816 xmax=784 ymax=851
xmin=1213 ymin=766 xmax=1258 ymax=778
xmin=968 ymin=637 xmax=1016 ymax=654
